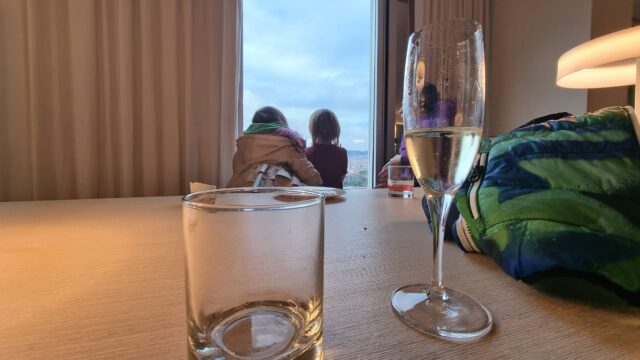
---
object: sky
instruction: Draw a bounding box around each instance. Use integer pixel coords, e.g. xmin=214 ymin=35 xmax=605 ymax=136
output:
xmin=243 ymin=0 xmax=372 ymax=152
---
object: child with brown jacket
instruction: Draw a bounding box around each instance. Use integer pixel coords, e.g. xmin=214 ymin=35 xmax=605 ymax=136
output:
xmin=227 ymin=106 xmax=322 ymax=187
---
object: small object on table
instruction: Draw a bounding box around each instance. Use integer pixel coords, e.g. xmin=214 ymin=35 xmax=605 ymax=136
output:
xmin=387 ymin=165 xmax=414 ymax=198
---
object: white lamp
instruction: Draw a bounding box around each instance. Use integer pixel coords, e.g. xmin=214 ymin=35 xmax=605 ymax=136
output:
xmin=557 ymin=26 xmax=640 ymax=141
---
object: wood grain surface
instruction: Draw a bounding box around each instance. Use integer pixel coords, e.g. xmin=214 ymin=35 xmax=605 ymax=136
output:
xmin=1 ymin=189 xmax=639 ymax=359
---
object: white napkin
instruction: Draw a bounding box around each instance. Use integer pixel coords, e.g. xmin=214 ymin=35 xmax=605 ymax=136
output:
xmin=189 ymin=182 xmax=216 ymax=193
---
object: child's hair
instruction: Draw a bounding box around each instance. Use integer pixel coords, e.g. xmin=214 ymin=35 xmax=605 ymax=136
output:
xmin=309 ymin=109 xmax=340 ymax=145
xmin=252 ymin=106 xmax=288 ymax=126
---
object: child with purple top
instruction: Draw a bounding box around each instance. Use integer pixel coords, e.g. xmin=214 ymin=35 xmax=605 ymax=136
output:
xmin=305 ymin=109 xmax=348 ymax=189
xmin=378 ymin=83 xmax=457 ymax=185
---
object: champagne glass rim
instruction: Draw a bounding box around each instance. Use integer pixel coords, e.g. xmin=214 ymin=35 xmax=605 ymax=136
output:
xmin=411 ymin=19 xmax=483 ymax=48
xmin=413 ymin=18 xmax=482 ymax=34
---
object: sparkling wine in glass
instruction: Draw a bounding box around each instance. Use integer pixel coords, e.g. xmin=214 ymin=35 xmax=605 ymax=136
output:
xmin=391 ymin=19 xmax=492 ymax=341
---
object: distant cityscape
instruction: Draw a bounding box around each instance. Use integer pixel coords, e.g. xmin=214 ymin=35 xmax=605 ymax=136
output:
xmin=344 ymin=150 xmax=369 ymax=188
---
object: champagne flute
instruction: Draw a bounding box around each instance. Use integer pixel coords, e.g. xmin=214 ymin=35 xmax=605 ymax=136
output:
xmin=391 ymin=19 xmax=492 ymax=341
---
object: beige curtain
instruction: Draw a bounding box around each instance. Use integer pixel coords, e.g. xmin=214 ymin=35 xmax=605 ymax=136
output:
xmin=413 ymin=0 xmax=487 ymax=30
xmin=0 ymin=0 xmax=241 ymax=201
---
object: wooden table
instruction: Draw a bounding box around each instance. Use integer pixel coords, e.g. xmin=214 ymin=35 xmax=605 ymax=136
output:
xmin=1 ymin=189 xmax=639 ymax=359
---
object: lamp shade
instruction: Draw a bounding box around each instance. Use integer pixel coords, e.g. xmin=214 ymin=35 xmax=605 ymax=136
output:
xmin=556 ymin=26 xmax=640 ymax=89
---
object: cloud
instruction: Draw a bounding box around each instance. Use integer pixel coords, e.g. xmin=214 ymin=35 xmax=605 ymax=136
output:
xmin=243 ymin=0 xmax=372 ymax=151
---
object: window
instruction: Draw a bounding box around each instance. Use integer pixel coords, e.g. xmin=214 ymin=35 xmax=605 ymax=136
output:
xmin=243 ymin=0 xmax=373 ymax=188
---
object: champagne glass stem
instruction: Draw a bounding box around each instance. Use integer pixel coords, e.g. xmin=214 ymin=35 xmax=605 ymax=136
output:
xmin=425 ymin=191 xmax=454 ymax=300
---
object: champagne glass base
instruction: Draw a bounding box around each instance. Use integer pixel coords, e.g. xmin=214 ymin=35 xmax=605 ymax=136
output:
xmin=391 ymin=284 xmax=492 ymax=341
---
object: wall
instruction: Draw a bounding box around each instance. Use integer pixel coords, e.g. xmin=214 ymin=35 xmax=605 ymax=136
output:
xmin=385 ymin=0 xmax=412 ymax=159
xmin=587 ymin=0 xmax=634 ymax=112
xmin=486 ymin=0 xmax=592 ymax=136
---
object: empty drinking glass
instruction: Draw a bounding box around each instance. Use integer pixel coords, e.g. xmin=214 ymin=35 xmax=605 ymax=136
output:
xmin=182 ymin=188 xmax=325 ymax=359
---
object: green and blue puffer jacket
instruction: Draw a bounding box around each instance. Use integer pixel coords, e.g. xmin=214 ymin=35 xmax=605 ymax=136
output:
xmin=451 ymin=106 xmax=640 ymax=302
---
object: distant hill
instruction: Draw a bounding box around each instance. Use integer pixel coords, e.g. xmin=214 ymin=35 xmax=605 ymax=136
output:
xmin=346 ymin=150 xmax=368 ymax=157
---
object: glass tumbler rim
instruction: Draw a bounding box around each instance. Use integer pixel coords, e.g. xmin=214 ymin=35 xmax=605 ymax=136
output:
xmin=182 ymin=187 xmax=325 ymax=212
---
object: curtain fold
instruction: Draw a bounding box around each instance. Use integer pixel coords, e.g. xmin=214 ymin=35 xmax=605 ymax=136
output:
xmin=413 ymin=0 xmax=487 ymax=30
xmin=0 ymin=0 xmax=241 ymax=201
